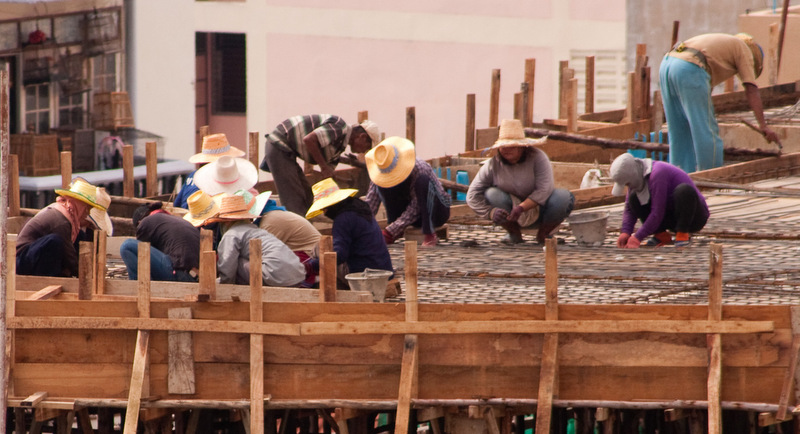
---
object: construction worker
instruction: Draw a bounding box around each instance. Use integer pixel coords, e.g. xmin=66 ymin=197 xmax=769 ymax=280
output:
xmin=260 ymin=114 xmax=380 ymax=216
xmin=659 ymin=32 xmax=781 ymax=173
xmin=467 ymin=119 xmax=574 ymax=245
xmin=611 ymin=153 xmax=709 ymax=248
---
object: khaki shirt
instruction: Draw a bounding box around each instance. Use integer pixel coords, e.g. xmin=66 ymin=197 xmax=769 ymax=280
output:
xmin=667 ymin=33 xmax=757 ymax=87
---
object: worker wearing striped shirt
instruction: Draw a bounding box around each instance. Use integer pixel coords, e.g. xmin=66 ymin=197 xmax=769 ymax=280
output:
xmin=261 ymin=114 xmax=380 ymax=216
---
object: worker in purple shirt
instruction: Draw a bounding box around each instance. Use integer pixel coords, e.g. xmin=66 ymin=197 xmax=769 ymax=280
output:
xmin=610 ymin=153 xmax=709 ymax=248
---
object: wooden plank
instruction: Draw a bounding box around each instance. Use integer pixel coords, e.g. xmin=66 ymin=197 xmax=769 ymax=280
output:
xmin=489 ymin=69 xmax=501 ymax=128
xmin=137 ymin=242 xmax=150 ymax=319
xmin=405 ymin=242 xmax=418 ymax=322
xmin=146 ymin=142 xmax=158 ymax=197
xmin=21 ymin=391 xmax=48 ymax=407
xmin=94 ymin=230 xmax=107 ymax=295
xmin=27 ymin=285 xmax=62 ymax=301
xmin=394 ymin=334 xmax=418 ymax=434
xmin=524 ymin=58 xmax=535 ymax=126
xmin=566 ymin=78 xmax=578 ymax=133
xmin=168 ymin=308 xmax=195 ymax=394
xmin=776 ymin=305 xmax=800 ymax=420
xmin=249 ymin=239 xmax=265 ymax=434
xmin=77 ymin=242 xmax=93 ymax=300
xmin=123 ymin=145 xmax=134 ymax=198
xmin=465 ymin=94 xmax=476 ymax=152
xmin=320 ymin=252 xmax=337 ymax=302
xmin=406 ymin=106 xmax=415 ymax=144
xmin=707 ymin=244 xmax=723 ymax=434
xmin=60 ymin=152 xmax=72 ymax=189
xmin=536 ymin=238 xmax=560 ymax=434
xmin=584 ymin=56 xmax=594 ymax=114
xmin=199 ymin=250 xmax=216 ymax=301
xmin=123 ymin=330 xmax=150 ymax=434
xmin=248 ymin=132 xmax=260 ymax=170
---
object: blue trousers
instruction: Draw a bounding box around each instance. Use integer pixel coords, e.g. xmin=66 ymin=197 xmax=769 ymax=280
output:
xmin=485 ymin=187 xmax=574 ymax=228
xmin=659 ymin=56 xmax=723 ymax=173
xmin=120 ymin=239 xmax=195 ymax=282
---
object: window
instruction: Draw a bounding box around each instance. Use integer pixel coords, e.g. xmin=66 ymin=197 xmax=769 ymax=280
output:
xmin=570 ymin=50 xmax=628 ymax=114
xmin=92 ymin=53 xmax=118 ymax=93
xmin=212 ymin=33 xmax=246 ymax=113
xmin=58 ymin=90 xmax=85 ymax=129
xmin=25 ymin=83 xmax=50 ymax=133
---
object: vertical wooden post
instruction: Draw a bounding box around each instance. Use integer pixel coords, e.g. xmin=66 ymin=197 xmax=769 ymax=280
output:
xmin=513 ymin=92 xmax=522 ymax=121
xmin=777 ymin=306 xmax=800 ymax=421
xmin=199 ymin=250 xmax=216 ymax=301
xmin=566 ymin=78 xmax=578 ymax=133
xmin=558 ymin=61 xmax=570 ymax=119
xmin=60 ymin=151 xmax=72 ymax=189
xmin=769 ymin=23 xmax=779 ymax=86
xmin=520 ymin=82 xmax=529 ymax=128
xmin=200 ymin=228 xmax=213 ymax=256
xmin=320 ymin=252 xmax=337 ymax=302
xmin=536 ymin=238 xmax=560 ymax=434
xmin=78 ymin=241 xmax=94 ymax=300
xmin=406 ymin=107 xmax=416 ymax=144
xmin=465 ymin=94 xmax=476 ymax=152
xmin=249 ymin=239 xmax=265 ymax=434
xmin=489 ymin=69 xmax=501 ymax=128
xmin=1 ymin=69 xmax=11 ymax=428
xmin=357 ymin=111 xmax=369 ymax=123
xmin=6 ymin=237 xmax=15 ymax=399
xmin=707 ymin=243 xmax=723 ymax=434
xmin=248 ymin=132 xmax=260 ymax=170
xmin=524 ymin=58 xmax=535 ymax=126
xmin=671 ymin=21 xmax=680 ymax=48
xmin=585 ymin=56 xmax=595 ymax=114
xmin=8 ymin=154 xmax=19 ymax=217
xmin=145 ymin=142 xmax=158 ymax=197
xmin=623 ymin=72 xmax=635 ymax=123
xmin=123 ymin=330 xmax=150 ymax=434
xmin=94 ymin=229 xmax=107 ymax=295
xmin=395 ymin=241 xmax=419 ymax=434
xmin=652 ymin=90 xmax=664 ymax=133
xmin=198 ymin=125 xmax=209 ymax=156
xmin=123 ymin=144 xmax=135 ymax=198
xmin=138 ymin=241 xmax=151 ymax=318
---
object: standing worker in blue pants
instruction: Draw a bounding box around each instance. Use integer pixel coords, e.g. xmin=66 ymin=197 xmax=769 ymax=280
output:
xmin=659 ymin=33 xmax=782 ymax=173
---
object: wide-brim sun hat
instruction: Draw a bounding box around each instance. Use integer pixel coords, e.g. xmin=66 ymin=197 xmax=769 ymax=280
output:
xmin=364 ymin=136 xmax=416 ymax=188
xmin=55 ymin=177 xmax=107 ymax=211
xmin=189 ymin=133 xmax=246 ymax=164
xmin=359 ymin=120 xmax=381 ymax=147
xmin=213 ymin=193 xmax=258 ymax=221
xmin=233 ymin=189 xmax=272 ymax=216
xmin=183 ymin=190 xmax=220 ymax=227
xmin=491 ymin=119 xmax=547 ymax=149
xmin=88 ymin=187 xmax=114 ymax=235
xmin=193 ymin=156 xmax=258 ymax=196
xmin=305 ymin=178 xmax=359 ymax=219
xmin=735 ymin=33 xmax=764 ymax=78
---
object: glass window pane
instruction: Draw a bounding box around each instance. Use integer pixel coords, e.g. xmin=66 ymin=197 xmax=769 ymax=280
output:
xmin=38 ymin=84 xmax=49 ymax=108
xmin=26 ymin=86 xmax=36 ymax=107
xmin=37 ymin=113 xmax=49 ymax=134
xmin=25 ymin=113 xmax=36 ymax=132
xmin=54 ymin=15 xmax=82 ymax=44
xmin=0 ymin=23 xmax=19 ymax=51
xmin=20 ymin=19 xmax=51 ymax=45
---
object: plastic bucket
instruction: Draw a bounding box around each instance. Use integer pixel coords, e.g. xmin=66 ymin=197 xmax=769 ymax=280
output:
xmin=345 ymin=268 xmax=393 ymax=302
xmin=567 ymin=211 xmax=609 ymax=246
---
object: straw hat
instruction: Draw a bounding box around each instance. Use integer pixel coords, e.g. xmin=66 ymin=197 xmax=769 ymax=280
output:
xmin=88 ymin=187 xmax=114 ymax=235
xmin=735 ymin=33 xmax=764 ymax=78
xmin=189 ymin=133 xmax=246 ymax=164
xmin=213 ymin=193 xmax=258 ymax=221
xmin=359 ymin=120 xmax=381 ymax=146
xmin=183 ymin=190 xmax=220 ymax=227
xmin=193 ymin=156 xmax=258 ymax=196
xmin=233 ymin=189 xmax=272 ymax=216
xmin=305 ymin=178 xmax=359 ymax=219
xmin=364 ymin=136 xmax=416 ymax=188
xmin=55 ymin=178 xmax=107 ymax=211
xmin=491 ymin=119 xmax=547 ymax=149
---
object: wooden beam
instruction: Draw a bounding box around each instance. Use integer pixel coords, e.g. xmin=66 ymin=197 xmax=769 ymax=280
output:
xmin=489 ymin=69 xmax=501 ymax=128
xmin=249 ymin=239 xmax=265 ymax=434
xmin=146 ymin=142 xmax=158 ymax=197
xmin=26 ymin=285 xmax=62 ymax=301
xmin=776 ymin=305 xmax=800 ymax=420
xmin=566 ymin=78 xmax=578 ymax=133
xmin=585 ymin=56 xmax=594 ymax=114
xmin=394 ymin=335 xmax=418 ymax=434
xmin=406 ymin=106 xmax=416 ymax=144
xmin=21 ymin=391 xmax=48 ymax=407
xmin=707 ymin=244 xmax=723 ymax=434
xmin=536 ymin=238 xmax=560 ymax=434
xmin=199 ymin=250 xmax=216 ymax=301
xmin=320 ymin=251 xmax=337 ymax=302
xmin=60 ymin=151 xmax=72 ymax=189
xmin=248 ymin=132 xmax=260 ymax=170
xmin=10 ymin=316 xmax=302 ymax=335
xmin=8 ymin=154 xmax=20 ymax=216
xmin=77 ymin=242 xmax=93 ymax=300
xmin=465 ymin=94 xmax=476 ymax=152
xmin=123 ymin=330 xmax=150 ymax=434
xmin=138 ymin=242 xmax=151 ymax=318
xmin=524 ymin=58 xmax=535 ymax=126
xmin=405 ymin=241 xmax=418 ymax=322
xmin=167 ymin=307 xmax=195 ymax=395
xmin=94 ymin=230 xmax=107 ymax=295
xmin=123 ymin=145 xmax=134 ymax=198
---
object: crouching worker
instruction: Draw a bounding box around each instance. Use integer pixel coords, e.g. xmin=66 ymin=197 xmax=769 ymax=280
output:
xmin=306 ymin=178 xmax=394 ymax=288
xmin=467 ymin=119 xmax=574 ymax=245
xmin=121 ymin=201 xmax=201 ymax=281
xmin=214 ymin=194 xmax=307 ymax=287
xmin=610 ymin=153 xmax=709 ymax=248
xmin=16 ymin=178 xmax=113 ymax=277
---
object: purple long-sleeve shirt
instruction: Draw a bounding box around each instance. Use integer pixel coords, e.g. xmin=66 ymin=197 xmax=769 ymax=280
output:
xmin=621 ymin=161 xmax=709 ymax=240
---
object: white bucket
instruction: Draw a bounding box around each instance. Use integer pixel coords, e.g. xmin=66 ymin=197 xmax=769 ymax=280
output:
xmin=345 ymin=268 xmax=393 ymax=302
xmin=568 ymin=211 xmax=609 ymax=246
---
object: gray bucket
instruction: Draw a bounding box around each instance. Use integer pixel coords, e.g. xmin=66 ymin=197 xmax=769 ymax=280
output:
xmin=567 ymin=211 xmax=609 ymax=246
xmin=345 ymin=268 xmax=393 ymax=302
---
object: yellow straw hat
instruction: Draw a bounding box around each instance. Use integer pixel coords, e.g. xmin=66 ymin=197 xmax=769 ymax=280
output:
xmin=183 ymin=190 xmax=220 ymax=227
xmin=88 ymin=187 xmax=114 ymax=235
xmin=189 ymin=133 xmax=246 ymax=164
xmin=491 ymin=119 xmax=547 ymax=149
xmin=364 ymin=136 xmax=416 ymax=188
xmin=55 ymin=178 xmax=107 ymax=211
xmin=305 ymin=178 xmax=359 ymax=219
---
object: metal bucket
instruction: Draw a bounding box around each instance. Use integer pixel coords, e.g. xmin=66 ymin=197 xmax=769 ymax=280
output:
xmin=567 ymin=211 xmax=609 ymax=246
xmin=345 ymin=268 xmax=393 ymax=302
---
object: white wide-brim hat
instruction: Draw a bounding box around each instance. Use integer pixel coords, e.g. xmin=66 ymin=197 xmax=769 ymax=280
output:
xmin=194 ymin=156 xmax=258 ymax=196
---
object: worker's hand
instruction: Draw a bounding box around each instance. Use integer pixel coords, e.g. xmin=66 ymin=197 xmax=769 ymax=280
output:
xmin=320 ymin=165 xmax=336 ymax=179
xmin=491 ymin=208 xmax=509 ymax=225
xmin=507 ymin=205 xmax=525 ymax=222
xmin=624 ymin=235 xmax=641 ymax=249
xmin=616 ymin=233 xmax=630 ymax=248
xmin=382 ymin=229 xmax=395 ymax=245
xmin=762 ymin=126 xmax=783 ymax=149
